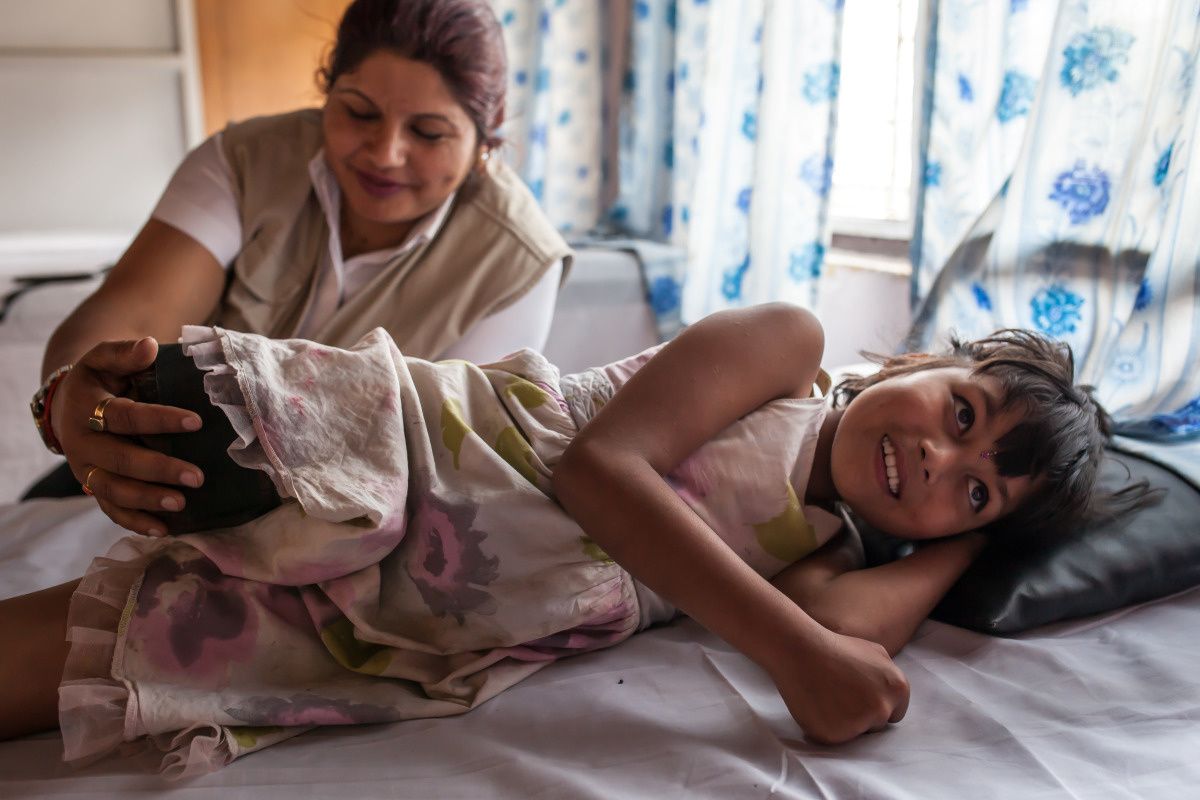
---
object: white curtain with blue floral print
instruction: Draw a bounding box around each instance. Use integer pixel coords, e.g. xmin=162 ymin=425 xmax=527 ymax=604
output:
xmin=911 ymin=0 xmax=1058 ymax=301
xmin=912 ymin=0 xmax=1200 ymax=440
xmin=614 ymin=0 xmax=844 ymax=327
xmin=494 ymin=0 xmax=845 ymax=331
xmin=492 ymin=0 xmax=609 ymax=234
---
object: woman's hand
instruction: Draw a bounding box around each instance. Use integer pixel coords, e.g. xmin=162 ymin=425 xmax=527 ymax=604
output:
xmin=51 ymin=337 xmax=204 ymax=536
xmin=767 ymin=627 xmax=910 ymax=745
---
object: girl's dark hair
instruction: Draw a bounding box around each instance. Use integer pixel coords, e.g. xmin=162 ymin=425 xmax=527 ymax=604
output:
xmin=833 ymin=329 xmax=1155 ymax=542
xmin=319 ymin=0 xmax=507 ymax=148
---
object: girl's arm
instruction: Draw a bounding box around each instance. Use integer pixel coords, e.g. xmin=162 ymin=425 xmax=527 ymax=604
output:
xmin=772 ymin=530 xmax=986 ymax=657
xmin=553 ymin=303 xmax=910 ymax=745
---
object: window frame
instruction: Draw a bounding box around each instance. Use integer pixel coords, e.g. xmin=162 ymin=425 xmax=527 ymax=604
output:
xmin=827 ymin=0 xmax=930 ymax=269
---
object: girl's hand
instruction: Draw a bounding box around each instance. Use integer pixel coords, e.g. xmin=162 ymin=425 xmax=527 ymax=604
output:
xmin=767 ymin=628 xmax=910 ymax=744
xmin=51 ymin=338 xmax=204 ymax=536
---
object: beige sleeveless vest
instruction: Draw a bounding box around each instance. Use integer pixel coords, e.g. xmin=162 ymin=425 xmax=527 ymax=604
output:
xmin=215 ymin=109 xmax=572 ymax=356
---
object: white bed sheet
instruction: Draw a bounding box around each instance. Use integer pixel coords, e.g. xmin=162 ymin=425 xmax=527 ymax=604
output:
xmin=2 ymin=497 xmax=1198 ymax=799
xmin=3 ymin=251 xmax=1196 ymax=797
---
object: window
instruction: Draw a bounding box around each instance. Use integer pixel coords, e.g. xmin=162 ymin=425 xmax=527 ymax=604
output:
xmin=829 ymin=0 xmax=922 ymax=243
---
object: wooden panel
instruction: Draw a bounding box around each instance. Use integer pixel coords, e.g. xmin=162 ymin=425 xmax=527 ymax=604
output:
xmin=194 ymin=0 xmax=352 ymax=135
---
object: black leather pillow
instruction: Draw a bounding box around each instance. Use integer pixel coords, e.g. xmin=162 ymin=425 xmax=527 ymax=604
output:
xmin=852 ymin=446 xmax=1200 ymax=635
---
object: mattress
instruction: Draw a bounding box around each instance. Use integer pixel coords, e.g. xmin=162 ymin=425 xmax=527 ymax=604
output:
xmin=2 ymin=497 xmax=1198 ymax=799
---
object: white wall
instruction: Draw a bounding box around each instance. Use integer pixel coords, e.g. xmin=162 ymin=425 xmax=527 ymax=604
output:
xmin=814 ymin=262 xmax=911 ymax=367
xmin=0 ymin=0 xmax=201 ymax=274
xmin=545 ymin=248 xmax=911 ymax=376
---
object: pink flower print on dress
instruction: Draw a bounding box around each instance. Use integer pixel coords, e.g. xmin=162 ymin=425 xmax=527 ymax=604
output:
xmin=297 ymin=341 xmax=333 ymax=360
xmin=405 ymin=495 xmax=500 ymax=624
xmin=666 ymin=452 xmax=716 ymax=507
xmin=253 ymin=583 xmax=315 ymax=633
xmin=356 ymin=509 xmax=408 ymax=554
xmin=129 ymin=554 xmax=260 ymax=687
xmin=225 ymin=695 xmax=394 ymax=727
xmin=533 ymin=380 xmax=570 ymax=415
xmin=511 ymin=595 xmax=636 ymax=660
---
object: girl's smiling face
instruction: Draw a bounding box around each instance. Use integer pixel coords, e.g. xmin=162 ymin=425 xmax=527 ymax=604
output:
xmin=830 ymin=366 xmax=1036 ymax=540
xmin=322 ymin=51 xmax=482 ymax=252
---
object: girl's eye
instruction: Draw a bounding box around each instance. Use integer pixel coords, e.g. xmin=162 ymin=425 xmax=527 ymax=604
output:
xmin=952 ymin=394 xmax=975 ymax=432
xmin=346 ymin=106 xmax=378 ymax=121
xmin=968 ymin=478 xmax=989 ymax=512
xmin=413 ymin=128 xmax=445 ymax=141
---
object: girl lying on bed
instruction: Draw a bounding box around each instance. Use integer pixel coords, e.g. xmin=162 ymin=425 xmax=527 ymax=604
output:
xmin=0 ymin=304 xmax=1120 ymax=777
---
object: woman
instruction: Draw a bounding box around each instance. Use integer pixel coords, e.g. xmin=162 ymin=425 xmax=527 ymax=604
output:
xmin=26 ymin=0 xmax=570 ymax=537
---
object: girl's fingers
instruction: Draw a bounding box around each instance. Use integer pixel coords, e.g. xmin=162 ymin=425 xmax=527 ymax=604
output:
xmin=95 ymin=496 xmax=168 ymax=538
xmin=888 ymin=690 xmax=909 ymax=723
xmin=92 ymin=396 xmax=202 ymax=436
xmin=80 ymin=467 xmax=187 ymax=517
xmin=77 ymin=337 xmax=158 ymax=378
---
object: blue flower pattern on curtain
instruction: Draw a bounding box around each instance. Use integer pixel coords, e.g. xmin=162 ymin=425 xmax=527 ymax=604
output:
xmin=492 ymin=0 xmax=607 ymax=234
xmin=913 ymin=0 xmax=1058 ymax=300
xmin=913 ymin=0 xmax=1200 ymax=440
xmin=1048 ymin=161 xmax=1110 ymax=224
xmin=494 ymin=0 xmax=843 ymax=330
xmin=1059 ymin=26 xmax=1134 ymax=96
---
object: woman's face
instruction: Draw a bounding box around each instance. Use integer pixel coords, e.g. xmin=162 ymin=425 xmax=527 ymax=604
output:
xmin=322 ymin=51 xmax=482 ymax=240
xmin=830 ymin=366 xmax=1035 ymax=541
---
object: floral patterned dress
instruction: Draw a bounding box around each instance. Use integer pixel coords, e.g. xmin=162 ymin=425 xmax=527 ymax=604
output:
xmin=59 ymin=326 xmax=840 ymax=777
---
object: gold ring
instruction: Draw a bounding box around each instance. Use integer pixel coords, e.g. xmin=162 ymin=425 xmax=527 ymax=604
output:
xmin=82 ymin=466 xmax=100 ymax=496
xmin=87 ymin=396 xmax=115 ymax=433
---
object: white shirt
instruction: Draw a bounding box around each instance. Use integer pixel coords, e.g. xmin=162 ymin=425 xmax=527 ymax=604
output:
xmin=151 ymin=134 xmax=562 ymax=363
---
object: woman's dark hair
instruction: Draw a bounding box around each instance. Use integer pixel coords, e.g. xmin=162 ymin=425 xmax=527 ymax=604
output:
xmin=319 ymin=0 xmax=507 ymax=148
xmin=833 ymin=329 xmax=1154 ymax=543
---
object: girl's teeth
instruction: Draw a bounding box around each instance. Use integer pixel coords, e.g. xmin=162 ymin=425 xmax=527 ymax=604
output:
xmin=882 ymin=435 xmax=899 ymax=496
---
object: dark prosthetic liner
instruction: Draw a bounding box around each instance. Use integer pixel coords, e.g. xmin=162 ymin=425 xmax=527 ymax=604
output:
xmin=129 ymin=343 xmax=281 ymax=534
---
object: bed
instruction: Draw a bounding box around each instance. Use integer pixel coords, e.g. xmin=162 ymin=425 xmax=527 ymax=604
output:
xmin=2 ymin=251 xmax=1198 ymax=799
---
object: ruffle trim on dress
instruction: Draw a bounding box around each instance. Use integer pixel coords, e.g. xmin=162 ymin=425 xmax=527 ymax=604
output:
xmin=180 ymin=325 xmax=298 ymax=504
xmin=58 ymin=534 xmax=239 ymax=778
xmin=560 ymin=367 xmax=617 ymax=430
